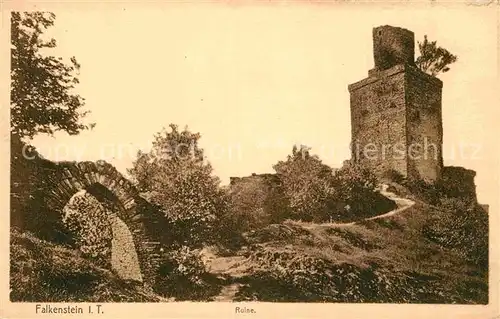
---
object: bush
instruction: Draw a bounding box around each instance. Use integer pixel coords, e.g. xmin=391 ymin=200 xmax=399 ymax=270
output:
xmin=62 ymin=191 xmax=112 ymax=267
xmin=228 ymin=175 xmax=290 ymax=233
xmin=273 ymin=145 xmax=338 ymax=222
xmin=402 ymin=178 xmax=441 ymax=205
xmin=398 ymin=167 xmax=477 ymax=207
xmin=273 ymin=147 xmax=394 ymax=223
xmin=235 ymin=246 xmax=465 ymax=303
xmin=333 ymin=164 xmax=377 ymax=203
xmin=423 ymin=203 xmax=488 ymax=272
xmin=331 ymin=164 xmax=396 ymax=220
xmin=382 ymin=169 xmax=405 ymax=184
xmin=153 ymin=246 xmax=221 ymax=300
xmin=438 ymin=197 xmax=476 ymax=213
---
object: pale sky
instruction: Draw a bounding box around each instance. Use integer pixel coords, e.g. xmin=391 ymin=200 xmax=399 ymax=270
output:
xmin=27 ymin=4 xmax=498 ymax=206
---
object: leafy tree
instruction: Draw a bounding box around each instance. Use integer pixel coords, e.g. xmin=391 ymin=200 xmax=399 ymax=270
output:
xmin=126 ymin=150 xmax=156 ymax=193
xmin=416 ymin=35 xmax=458 ymax=76
xmin=273 ymin=148 xmax=393 ymax=222
xmin=11 ymin=12 xmax=93 ymax=140
xmin=128 ymin=124 xmax=229 ymax=248
xmin=273 ymin=145 xmax=337 ymax=222
xmin=228 ymin=174 xmax=290 ymax=232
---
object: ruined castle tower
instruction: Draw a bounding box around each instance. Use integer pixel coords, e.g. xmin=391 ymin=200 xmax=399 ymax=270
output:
xmin=348 ymin=25 xmax=444 ymax=182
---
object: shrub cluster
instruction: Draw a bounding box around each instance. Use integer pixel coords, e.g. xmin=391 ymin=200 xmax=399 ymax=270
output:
xmin=331 ymin=164 xmax=396 ymax=221
xmin=236 ymin=245 xmax=486 ymax=303
xmin=62 ymin=191 xmax=112 ymax=267
xmin=228 ymin=175 xmax=291 ymax=233
xmin=382 ymin=169 xmax=405 ymax=184
xmin=423 ymin=199 xmax=488 ymax=272
xmin=383 ymin=168 xmax=478 ymax=207
xmin=271 ymin=146 xmax=395 ymax=223
xmin=382 ymin=169 xmax=488 ymax=272
xmin=272 ymin=145 xmax=339 ymax=222
xmin=129 ymin=125 xmax=234 ymax=249
xmin=153 ymin=246 xmax=220 ymax=300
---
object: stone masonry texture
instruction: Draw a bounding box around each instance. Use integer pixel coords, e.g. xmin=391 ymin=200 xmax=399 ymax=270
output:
xmin=348 ymin=25 xmax=444 ymax=182
xmin=10 ymin=137 xmax=167 ymax=288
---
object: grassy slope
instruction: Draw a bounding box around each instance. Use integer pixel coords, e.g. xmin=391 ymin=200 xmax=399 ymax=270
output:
xmin=231 ymin=198 xmax=488 ymax=303
xmin=10 ymin=186 xmax=488 ymax=303
xmin=10 ymin=229 xmax=163 ymax=302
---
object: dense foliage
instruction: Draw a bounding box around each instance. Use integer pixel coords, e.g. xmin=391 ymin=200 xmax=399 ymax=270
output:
xmin=423 ymin=198 xmax=488 ymax=272
xmin=332 ymin=163 xmax=396 ymax=220
xmin=11 ymin=12 xmax=93 ymax=140
xmin=228 ymin=175 xmax=290 ymax=232
xmin=238 ymin=246 xmax=485 ymax=303
xmin=273 ymin=146 xmax=394 ymax=222
xmin=382 ymin=169 xmax=488 ymax=273
xmin=273 ymin=145 xmax=339 ymax=222
xmin=153 ymin=246 xmax=221 ymax=301
xmin=10 ymin=11 xmax=93 ymax=246
xmin=128 ymin=124 xmax=229 ymax=249
xmin=62 ymin=191 xmax=112 ymax=267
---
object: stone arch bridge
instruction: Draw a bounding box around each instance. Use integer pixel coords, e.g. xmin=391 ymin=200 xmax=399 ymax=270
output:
xmin=12 ymin=153 xmax=168 ymax=287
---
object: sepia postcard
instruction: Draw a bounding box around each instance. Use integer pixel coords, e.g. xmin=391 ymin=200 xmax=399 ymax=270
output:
xmin=0 ymin=1 xmax=499 ymax=318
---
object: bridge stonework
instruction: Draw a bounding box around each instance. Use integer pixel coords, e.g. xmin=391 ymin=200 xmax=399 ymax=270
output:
xmin=11 ymin=141 xmax=165 ymax=288
xmin=45 ymin=160 xmax=163 ymax=287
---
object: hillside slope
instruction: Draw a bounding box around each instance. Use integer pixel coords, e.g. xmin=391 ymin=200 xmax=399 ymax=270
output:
xmin=10 ymin=185 xmax=488 ymax=304
xmin=206 ymin=190 xmax=488 ymax=303
xmin=10 ymin=229 xmax=164 ymax=302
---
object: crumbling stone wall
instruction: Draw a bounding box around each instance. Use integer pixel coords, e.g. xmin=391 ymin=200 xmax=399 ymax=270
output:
xmin=41 ymin=161 xmax=160 ymax=286
xmin=441 ymin=166 xmax=477 ymax=202
xmin=63 ymin=190 xmax=144 ymax=282
xmin=373 ymin=25 xmax=415 ymax=71
xmin=230 ymin=173 xmax=283 ymax=189
xmin=348 ymin=25 xmax=444 ymax=183
xmin=10 ymin=139 xmax=165 ymax=287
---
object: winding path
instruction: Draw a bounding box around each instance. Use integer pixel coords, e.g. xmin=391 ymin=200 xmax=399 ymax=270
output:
xmin=286 ymin=184 xmax=415 ymax=228
xmin=366 ymin=184 xmax=416 ymax=221
xmin=204 ymin=184 xmax=416 ymax=301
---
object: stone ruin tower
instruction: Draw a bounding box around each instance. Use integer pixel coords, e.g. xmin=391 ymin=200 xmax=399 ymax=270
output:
xmin=348 ymin=25 xmax=444 ymax=182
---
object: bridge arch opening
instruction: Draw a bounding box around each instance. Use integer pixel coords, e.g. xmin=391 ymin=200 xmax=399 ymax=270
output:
xmin=62 ymin=186 xmax=143 ymax=283
xmin=40 ymin=161 xmax=164 ymax=287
